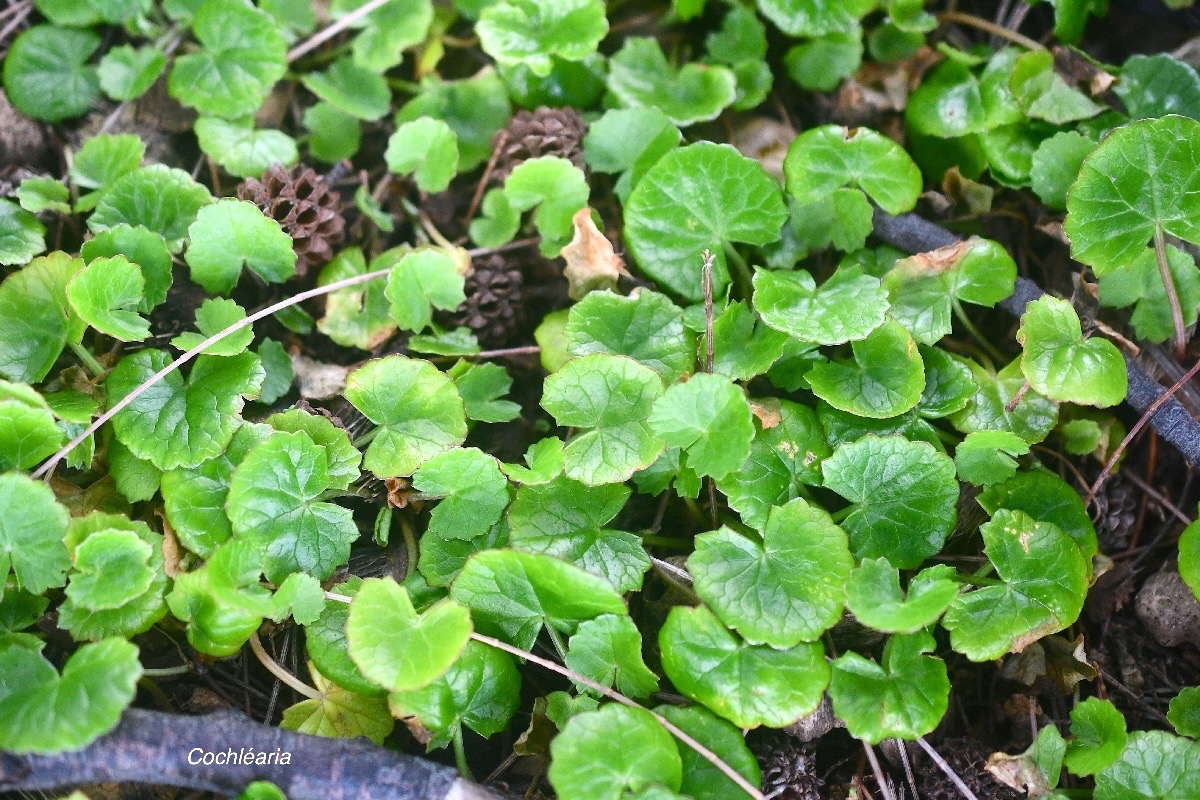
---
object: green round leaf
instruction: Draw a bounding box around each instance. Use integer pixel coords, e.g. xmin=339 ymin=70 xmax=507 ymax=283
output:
xmin=413 ymin=447 xmax=508 ymax=542
xmin=608 ymin=37 xmax=736 ymax=127
xmin=72 ymin=134 xmax=145 ymax=195
xmin=784 ymin=125 xmax=922 ymax=215
xmin=395 ymin=71 xmax=511 ymax=171
xmin=507 ymin=475 xmax=649 ymax=594
xmin=161 ymin=422 xmax=271 ymax=558
xmin=195 ymin=117 xmax=298 ymax=179
xmin=303 ymin=102 xmax=362 ymax=163
xmin=344 ymin=355 xmax=468 ymax=478
xmin=0 ymin=252 xmax=84 ymax=382
xmin=829 ymin=631 xmax=950 ymax=744
xmin=806 ymin=320 xmax=925 ymax=419
xmin=1168 ymin=686 xmax=1200 ymax=739
xmin=1181 ymin=519 xmax=1200 ymax=600
xmin=753 ymin=266 xmax=889 ymax=346
xmin=185 ymin=199 xmax=297 ymax=294
xmin=227 ymin=430 xmax=359 ymax=582
xmin=821 ymin=435 xmax=958 ymax=568
xmin=449 ymin=549 xmax=627 ymax=650
xmin=717 ymin=399 xmax=830 ymax=529
xmin=171 ymin=297 xmax=254 ymax=356
xmin=67 ymin=255 xmax=150 ymax=342
xmin=168 ymin=0 xmax=287 ymax=118
xmin=503 ymin=156 xmax=591 ymax=256
xmin=846 ymin=559 xmax=960 ymax=633
xmin=706 ymin=300 xmax=788 ymax=381
xmin=2 ymin=25 xmax=99 ymax=122
xmin=384 ymin=249 xmax=466 ymax=333
xmin=1031 ymin=131 xmax=1097 ymax=211
xmin=0 ymin=380 xmax=64 ymax=471
xmin=756 ymin=0 xmax=875 ymax=37
xmin=281 ymin=668 xmax=393 ymax=744
xmin=1018 ymin=296 xmax=1127 ymax=408
xmin=65 ymin=529 xmax=154 ymax=611
xmin=478 ymin=0 xmax=607 ymax=78
xmin=1065 ymin=116 xmax=1200 ymax=275
xmin=954 ymin=430 xmax=1030 ymax=486
xmin=689 ymin=499 xmax=852 ymax=648
xmin=1094 ymin=730 xmax=1200 ymax=800
xmin=0 ymin=472 xmax=70 ymax=595
xmin=648 ymin=373 xmax=753 ymax=480
xmin=0 ymin=199 xmax=46 ymax=267
xmin=0 ymin=638 xmax=141 ymax=753
xmin=1065 ymin=697 xmax=1128 ymax=776
xmin=566 ymin=290 xmax=694 ymax=383
xmin=80 ymin=225 xmax=172 ymax=312
xmin=385 ymin=118 xmax=460 ymax=193
xmin=541 ymin=354 xmax=665 ymax=485
xmin=331 ymin=0 xmax=433 ymax=73
xmin=950 ymin=358 xmax=1059 ymax=444
xmin=305 ymin=577 xmax=383 ymax=697
xmin=1116 ymin=53 xmax=1200 ymax=121
xmin=98 ymin=45 xmax=167 ymax=101
xmin=388 ymin=639 xmax=519 ymax=749
xmin=302 ymin=57 xmax=391 ymax=121
xmin=943 ymin=509 xmax=1088 ymax=661
xmin=89 ymin=165 xmax=214 ymax=251
xmin=347 ymin=577 xmax=472 ymax=693
xmin=58 ymin=514 xmax=169 ymax=642
xmin=316 ymin=247 xmax=395 ymax=350
xmin=1098 ymin=244 xmax=1200 ymax=345
xmin=107 ymin=349 xmax=264 ymax=470
xmin=565 ymin=614 xmax=659 ymax=699
xmin=977 ymin=469 xmax=1099 ymax=560
xmin=624 ymin=142 xmax=787 ymax=301
xmin=784 ymin=30 xmax=863 ymax=92
xmin=1010 ymin=50 xmax=1104 ymax=125
xmin=549 ymin=703 xmax=682 ymax=800
xmin=659 ymin=605 xmax=829 ymax=729
xmin=655 ymin=705 xmax=762 ymax=800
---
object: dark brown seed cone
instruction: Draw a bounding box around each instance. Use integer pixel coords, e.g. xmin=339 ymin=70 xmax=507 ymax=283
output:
xmin=491 ymin=107 xmax=588 ymax=184
xmin=237 ymin=164 xmax=346 ymax=276
xmin=452 ymin=254 xmax=525 ymax=348
xmin=754 ymin=735 xmax=822 ymax=800
xmin=916 ymin=737 xmax=1022 ymax=800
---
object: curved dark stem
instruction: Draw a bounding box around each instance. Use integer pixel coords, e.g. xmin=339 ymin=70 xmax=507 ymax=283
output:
xmin=0 ymin=708 xmax=508 ymax=800
xmin=871 ymin=209 xmax=1200 ymax=469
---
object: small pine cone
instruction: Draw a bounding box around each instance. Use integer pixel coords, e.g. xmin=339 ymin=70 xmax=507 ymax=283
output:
xmin=237 ymin=164 xmax=345 ymax=276
xmin=755 ymin=735 xmax=822 ymax=800
xmin=916 ymin=738 xmax=1022 ymax=800
xmin=453 ymin=255 xmax=525 ymax=348
xmin=491 ymin=107 xmax=587 ymax=184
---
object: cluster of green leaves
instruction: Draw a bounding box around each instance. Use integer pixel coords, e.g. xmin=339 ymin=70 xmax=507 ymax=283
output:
xmin=4 ymin=1 xmax=1200 ymax=798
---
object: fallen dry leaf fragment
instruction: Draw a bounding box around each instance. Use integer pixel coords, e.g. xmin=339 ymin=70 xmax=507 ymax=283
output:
xmin=560 ymin=208 xmax=628 ymax=300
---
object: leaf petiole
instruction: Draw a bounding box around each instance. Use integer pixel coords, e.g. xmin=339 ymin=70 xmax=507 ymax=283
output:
xmin=68 ymin=340 xmax=105 ymax=377
xmin=1153 ymin=223 xmax=1188 ymax=359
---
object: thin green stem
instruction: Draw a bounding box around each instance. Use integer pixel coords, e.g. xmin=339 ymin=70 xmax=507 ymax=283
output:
xmin=1154 ymin=224 xmax=1188 ymax=359
xmin=937 ymin=10 xmax=1049 ymax=52
xmin=452 ymin=727 xmax=473 ymax=781
xmin=68 ymin=341 xmax=105 ymax=377
xmin=722 ymin=242 xmax=752 ymax=300
xmin=142 ymin=664 xmax=190 ymax=678
xmin=399 ymin=516 xmax=418 ymax=580
xmin=546 ymin=625 xmax=569 ymax=662
xmin=352 ymin=428 xmax=380 ymax=448
xmin=952 ymin=299 xmax=1006 ymax=364
xmin=249 ymin=632 xmax=321 ymax=701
